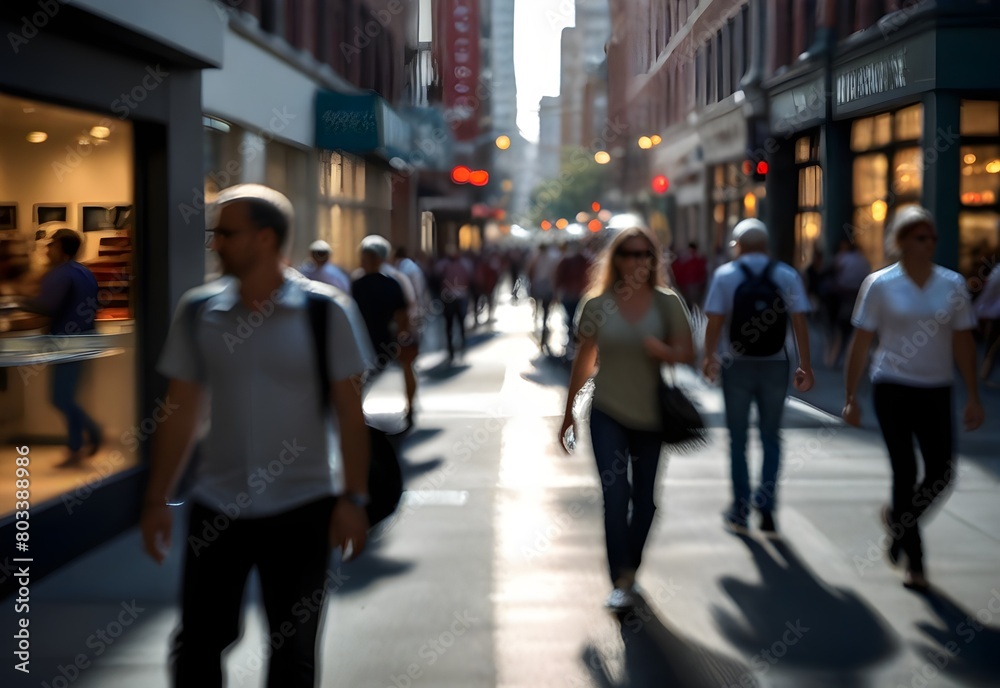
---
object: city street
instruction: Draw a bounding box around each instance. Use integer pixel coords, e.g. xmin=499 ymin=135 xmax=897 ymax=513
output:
xmin=4 ymin=293 xmax=1000 ymax=688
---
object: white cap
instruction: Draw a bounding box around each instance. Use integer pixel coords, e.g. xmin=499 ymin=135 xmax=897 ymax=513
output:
xmin=309 ymin=240 xmax=331 ymax=253
xmin=731 ymin=218 xmax=769 ymax=247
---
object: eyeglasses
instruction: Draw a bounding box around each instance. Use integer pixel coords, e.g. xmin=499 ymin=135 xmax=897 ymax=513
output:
xmin=205 ymin=227 xmax=249 ymax=247
xmin=616 ymin=249 xmax=654 ymax=260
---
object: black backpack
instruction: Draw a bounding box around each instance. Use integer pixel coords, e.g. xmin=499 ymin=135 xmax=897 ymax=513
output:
xmin=729 ymin=261 xmax=788 ymax=357
xmin=179 ymin=289 xmax=403 ymax=528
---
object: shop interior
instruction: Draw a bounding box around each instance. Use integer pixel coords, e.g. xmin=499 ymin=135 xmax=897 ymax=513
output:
xmin=0 ymin=93 xmax=137 ymax=515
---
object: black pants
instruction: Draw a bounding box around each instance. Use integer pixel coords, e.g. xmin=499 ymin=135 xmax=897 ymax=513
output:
xmin=442 ymin=297 xmax=468 ymax=358
xmin=872 ymin=383 xmax=954 ymax=573
xmin=172 ymin=497 xmax=336 ymax=688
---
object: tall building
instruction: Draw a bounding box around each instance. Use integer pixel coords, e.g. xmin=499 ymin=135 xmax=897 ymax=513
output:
xmin=558 ymin=0 xmax=612 ymax=152
xmin=538 ymin=95 xmax=564 ymax=180
xmin=609 ymin=0 xmax=1000 ymax=280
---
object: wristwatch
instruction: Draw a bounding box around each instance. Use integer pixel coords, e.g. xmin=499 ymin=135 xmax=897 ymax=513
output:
xmin=341 ymin=491 xmax=370 ymax=509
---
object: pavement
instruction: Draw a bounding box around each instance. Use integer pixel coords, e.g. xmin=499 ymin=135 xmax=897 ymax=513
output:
xmin=3 ymin=290 xmax=1000 ymax=688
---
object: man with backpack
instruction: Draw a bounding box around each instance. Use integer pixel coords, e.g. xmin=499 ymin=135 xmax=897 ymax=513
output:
xmin=140 ymin=184 xmax=372 ymax=687
xmin=701 ymin=219 xmax=814 ymax=534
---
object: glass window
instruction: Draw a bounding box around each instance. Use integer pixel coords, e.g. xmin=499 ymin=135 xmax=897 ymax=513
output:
xmin=0 ymin=93 xmax=137 ymax=516
xmin=894 ymin=104 xmax=923 ymax=141
xmin=959 ymin=212 xmax=1000 ymax=278
xmin=853 ymin=154 xmax=889 ymax=205
xmin=795 ymin=211 xmax=823 ymax=269
xmin=960 ymin=145 xmax=1000 ymax=206
xmin=852 ymin=206 xmax=885 ymax=269
xmin=798 ymin=166 xmax=823 ymax=207
xmin=961 ymin=100 xmax=1000 ymax=136
xmin=795 ymin=136 xmax=812 ymax=164
xmin=892 ymin=147 xmax=923 ymax=197
xmin=873 ymin=113 xmax=892 ymax=147
xmin=851 ymin=116 xmax=874 ymax=152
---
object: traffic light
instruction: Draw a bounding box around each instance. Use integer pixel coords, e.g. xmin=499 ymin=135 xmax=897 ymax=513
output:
xmin=469 ymin=170 xmax=489 ymax=187
xmin=753 ymin=160 xmax=768 ymax=182
xmin=451 ymin=165 xmax=471 ymax=184
xmin=651 ymin=175 xmax=669 ymax=194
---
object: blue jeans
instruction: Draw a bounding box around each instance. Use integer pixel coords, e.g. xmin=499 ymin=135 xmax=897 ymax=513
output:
xmin=589 ymin=407 xmax=663 ymax=583
xmin=721 ymin=359 xmax=789 ymax=518
xmin=51 ymin=362 xmax=101 ymax=452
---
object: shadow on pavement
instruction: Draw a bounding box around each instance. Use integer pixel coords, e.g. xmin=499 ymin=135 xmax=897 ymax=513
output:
xmin=712 ymin=537 xmax=899 ymax=684
xmin=399 ymin=426 xmax=444 ymax=449
xmin=581 ymin=594 xmax=757 ymax=688
xmin=521 ymin=354 xmax=571 ymax=387
xmin=910 ymin=588 xmax=1000 ymax=686
xmin=400 ymin=457 xmax=444 ymax=481
xmin=421 ymin=361 xmax=472 ymax=382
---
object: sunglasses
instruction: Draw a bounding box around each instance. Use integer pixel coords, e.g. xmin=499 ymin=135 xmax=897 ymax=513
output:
xmin=616 ymin=249 xmax=654 ymax=260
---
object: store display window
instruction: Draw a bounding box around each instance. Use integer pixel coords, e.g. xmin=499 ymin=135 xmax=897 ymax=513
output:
xmin=794 ymin=132 xmax=823 ymax=270
xmin=959 ymin=100 xmax=1000 ymax=279
xmin=0 ymin=92 xmax=138 ymax=515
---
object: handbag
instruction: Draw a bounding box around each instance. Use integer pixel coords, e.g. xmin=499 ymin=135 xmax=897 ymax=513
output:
xmin=656 ymin=369 xmax=708 ymax=452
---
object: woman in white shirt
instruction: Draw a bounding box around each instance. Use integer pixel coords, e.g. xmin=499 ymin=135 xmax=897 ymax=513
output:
xmin=843 ymin=206 xmax=985 ymax=591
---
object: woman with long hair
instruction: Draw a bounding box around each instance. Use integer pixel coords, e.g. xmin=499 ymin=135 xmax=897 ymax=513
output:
xmin=843 ymin=206 xmax=984 ymax=590
xmin=559 ymin=224 xmax=695 ymax=610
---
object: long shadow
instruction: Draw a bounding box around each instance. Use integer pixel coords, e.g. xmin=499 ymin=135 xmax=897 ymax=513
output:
xmin=910 ymin=588 xmax=1000 ymax=686
xmin=400 ymin=457 xmax=444 ymax=481
xmin=398 ymin=426 xmax=443 ymax=448
xmin=581 ymin=593 xmax=758 ymax=688
xmin=712 ymin=537 xmax=898 ymax=684
xmin=521 ymin=353 xmax=571 ymax=388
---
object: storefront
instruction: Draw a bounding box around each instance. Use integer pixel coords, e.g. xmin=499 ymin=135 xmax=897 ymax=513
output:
xmin=0 ymin=0 xmax=220 ymax=594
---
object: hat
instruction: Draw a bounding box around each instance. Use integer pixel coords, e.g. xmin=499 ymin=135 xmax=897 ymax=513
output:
xmin=730 ymin=218 xmax=769 ymax=247
xmin=886 ymin=206 xmax=935 ymax=249
xmin=309 ymin=240 xmax=331 ymax=253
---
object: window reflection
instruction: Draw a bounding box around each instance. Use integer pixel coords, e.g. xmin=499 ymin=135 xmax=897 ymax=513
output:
xmin=960 ymin=145 xmax=1000 ymax=206
xmin=894 ymin=105 xmax=923 ymax=142
xmin=892 ymin=147 xmax=923 ymax=196
xmin=959 ymin=212 xmax=999 ymax=279
xmin=961 ymin=100 xmax=1000 ymax=136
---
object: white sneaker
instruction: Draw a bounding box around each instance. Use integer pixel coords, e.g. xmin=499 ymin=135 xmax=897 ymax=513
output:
xmin=604 ymin=587 xmax=637 ymax=611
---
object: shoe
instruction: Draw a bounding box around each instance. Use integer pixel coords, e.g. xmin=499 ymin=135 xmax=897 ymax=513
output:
xmin=722 ymin=510 xmax=748 ymax=533
xmin=881 ymin=505 xmax=902 ymax=567
xmin=55 ymin=452 xmax=86 ymax=469
xmin=85 ymin=429 xmax=104 ymax=457
xmin=903 ymin=569 xmax=930 ymax=592
xmin=604 ymin=587 xmax=637 ymax=612
xmin=759 ymin=511 xmax=777 ymax=536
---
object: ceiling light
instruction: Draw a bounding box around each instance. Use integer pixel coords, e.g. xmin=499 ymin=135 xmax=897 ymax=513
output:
xmin=90 ymin=126 xmax=111 ymax=139
xmin=26 ymin=131 xmax=47 ymax=143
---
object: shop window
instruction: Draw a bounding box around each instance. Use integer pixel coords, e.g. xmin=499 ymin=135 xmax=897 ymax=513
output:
xmin=893 ymin=147 xmax=923 ymax=197
xmin=794 ymin=133 xmax=823 ymax=269
xmin=961 ymin=100 xmax=1000 ymax=136
xmin=320 ymin=151 xmax=367 ymax=269
xmin=959 ymin=145 xmax=1000 ymax=206
xmin=0 ymin=93 xmax=137 ymax=515
xmin=853 ymin=154 xmax=889 ymax=267
xmin=958 ymin=212 xmax=999 ymax=279
xmin=894 ymin=104 xmax=923 ymax=141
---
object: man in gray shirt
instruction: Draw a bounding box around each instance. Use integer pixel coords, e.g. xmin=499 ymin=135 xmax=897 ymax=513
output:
xmin=140 ymin=184 xmax=371 ymax=687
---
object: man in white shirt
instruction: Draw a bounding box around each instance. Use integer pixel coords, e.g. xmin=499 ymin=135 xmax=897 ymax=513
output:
xmin=298 ymin=239 xmax=351 ymax=293
xmin=140 ymin=185 xmax=371 ymax=686
xmin=702 ymin=219 xmax=814 ymax=534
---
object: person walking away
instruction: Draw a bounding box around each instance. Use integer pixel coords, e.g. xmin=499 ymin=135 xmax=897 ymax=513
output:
xmin=975 ymin=258 xmax=1000 ymax=386
xmin=701 ymin=219 xmax=814 ymax=534
xmin=22 ymin=228 xmax=103 ymax=468
xmin=393 ymin=246 xmax=430 ymax=333
xmin=559 ymin=224 xmax=694 ymax=611
xmin=826 ymin=240 xmax=871 ymax=367
xmin=843 ymin=206 xmax=984 ymax=591
xmin=298 ymin=239 xmax=351 ymax=293
xmin=529 ymin=241 xmax=561 ymax=355
xmin=434 ymin=245 xmax=473 ymax=362
xmin=140 ymin=184 xmax=371 ymax=687
xmin=353 ymin=235 xmax=418 ymax=429
xmin=554 ymin=240 xmax=592 ymax=362
xmin=673 ymin=243 xmax=708 ymax=310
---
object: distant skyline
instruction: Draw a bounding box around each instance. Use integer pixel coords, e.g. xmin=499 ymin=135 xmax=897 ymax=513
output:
xmin=513 ymin=0 xmax=573 ymax=142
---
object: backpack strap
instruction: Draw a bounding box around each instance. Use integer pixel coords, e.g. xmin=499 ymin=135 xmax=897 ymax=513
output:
xmin=305 ymin=291 xmax=331 ymax=411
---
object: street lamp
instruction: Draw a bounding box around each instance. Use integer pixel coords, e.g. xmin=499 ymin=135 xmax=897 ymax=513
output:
xmin=594 ymin=151 xmax=611 ymax=164
xmin=496 ymin=135 xmax=511 ymax=150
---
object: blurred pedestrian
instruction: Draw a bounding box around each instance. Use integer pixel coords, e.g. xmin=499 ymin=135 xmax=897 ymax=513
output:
xmin=141 ymin=184 xmax=371 ymax=687
xmin=976 ymin=260 xmax=1000 ymax=386
xmin=528 ymin=240 xmax=561 ymax=355
xmin=825 ymin=240 xmax=871 ymax=367
xmin=559 ymin=223 xmax=694 ymax=611
xmin=673 ymin=242 xmax=708 ymax=310
xmin=701 ymin=219 xmax=814 ymax=534
xmin=554 ymin=240 xmax=592 ymax=362
xmin=21 ymin=228 xmax=103 ymax=468
xmin=843 ymin=206 xmax=984 ymax=591
xmin=353 ymin=235 xmax=418 ymax=429
xmin=435 ymin=245 xmax=473 ymax=362
xmin=299 ymin=239 xmax=351 ymax=293
xmin=393 ymin=246 xmax=429 ymax=332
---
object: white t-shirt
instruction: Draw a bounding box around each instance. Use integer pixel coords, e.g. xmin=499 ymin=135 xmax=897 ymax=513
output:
xmin=703 ymin=254 xmax=811 ymax=361
xmin=852 ymin=263 xmax=977 ymax=386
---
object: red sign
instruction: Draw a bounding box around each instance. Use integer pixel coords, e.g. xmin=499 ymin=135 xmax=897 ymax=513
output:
xmin=438 ymin=0 xmax=480 ymax=142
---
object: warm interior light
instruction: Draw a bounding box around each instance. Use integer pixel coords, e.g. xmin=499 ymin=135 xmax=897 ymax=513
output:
xmin=25 ymin=131 xmax=47 ymax=143
xmin=964 ymin=153 xmax=977 ymax=165
xmin=638 ymin=136 xmax=653 ymax=150
xmin=650 ymin=135 xmax=662 ymax=146
xmin=594 ymin=151 xmax=611 ymax=164
xmin=871 ymin=199 xmax=888 ymax=222
xmin=986 ymin=160 xmax=1000 ymax=174
xmin=804 ymin=222 xmax=820 ymax=240
xmin=90 ymin=126 xmax=111 ymax=139
xmin=744 ymin=192 xmax=757 ymax=214
xmin=556 ymin=218 xmax=569 ymax=230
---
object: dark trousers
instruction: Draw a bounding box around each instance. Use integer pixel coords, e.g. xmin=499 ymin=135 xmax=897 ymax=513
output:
xmin=442 ymin=297 xmax=468 ymax=358
xmin=51 ymin=361 xmax=101 ymax=452
xmin=561 ymin=298 xmax=581 ymax=359
xmin=589 ymin=407 xmax=663 ymax=584
xmin=872 ymin=383 xmax=954 ymax=573
xmin=172 ymin=497 xmax=336 ymax=688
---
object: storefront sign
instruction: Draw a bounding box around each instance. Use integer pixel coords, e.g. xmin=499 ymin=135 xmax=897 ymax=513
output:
xmin=438 ymin=0 xmax=480 ymax=141
xmin=315 ymin=90 xmax=412 ymax=161
xmin=698 ymin=105 xmax=748 ymax=165
xmin=770 ymin=75 xmax=826 ymax=135
xmin=836 ymin=49 xmax=908 ymax=107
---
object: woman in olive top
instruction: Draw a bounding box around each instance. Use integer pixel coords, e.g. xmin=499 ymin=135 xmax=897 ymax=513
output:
xmin=559 ymin=224 xmax=694 ymax=611
xmin=844 ymin=206 xmax=984 ymax=591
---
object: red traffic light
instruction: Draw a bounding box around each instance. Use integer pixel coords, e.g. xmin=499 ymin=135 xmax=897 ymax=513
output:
xmin=451 ymin=165 xmax=472 ymax=184
xmin=651 ymin=175 xmax=670 ymax=194
xmin=756 ymin=160 xmax=769 ymax=176
xmin=469 ymin=170 xmax=490 ymax=186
